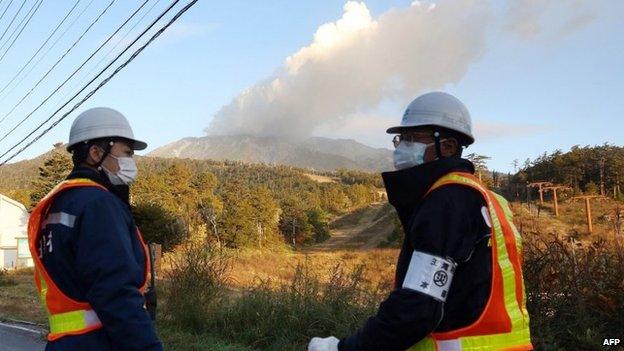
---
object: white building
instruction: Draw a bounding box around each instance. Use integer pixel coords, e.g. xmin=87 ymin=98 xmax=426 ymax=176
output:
xmin=0 ymin=194 xmax=32 ymax=269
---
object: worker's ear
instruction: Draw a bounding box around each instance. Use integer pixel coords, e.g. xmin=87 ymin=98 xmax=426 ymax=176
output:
xmin=441 ymin=138 xmax=459 ymax=157
xmin=87 ymin=145 xmax=104 ymax=165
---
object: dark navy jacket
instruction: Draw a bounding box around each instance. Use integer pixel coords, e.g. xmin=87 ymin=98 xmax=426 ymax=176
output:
xmin=339 ymin=157 xmax=492 ymax=351
xmin=40 ymin=166 xmax=162 ymax=351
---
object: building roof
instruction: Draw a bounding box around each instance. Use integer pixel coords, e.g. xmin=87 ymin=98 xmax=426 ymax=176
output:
xmin=0 ymin=193 xmax=27 ymax=212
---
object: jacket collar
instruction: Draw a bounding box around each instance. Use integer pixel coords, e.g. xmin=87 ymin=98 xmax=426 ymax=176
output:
xmin=66 ymin=166 xmax=130 ymax=205
xmin=382 ymin=157 xmax=475 ymax=224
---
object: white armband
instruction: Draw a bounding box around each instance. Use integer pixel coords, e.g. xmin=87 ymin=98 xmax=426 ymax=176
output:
xmin=402 ymin=250 xmax=457 ymax=302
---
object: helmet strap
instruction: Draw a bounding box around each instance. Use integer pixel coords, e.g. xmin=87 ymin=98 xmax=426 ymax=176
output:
xmin=433 ymin=131 xmax=443 ymax=159
xmin=94 ymin=141 xmax=114 ymax=170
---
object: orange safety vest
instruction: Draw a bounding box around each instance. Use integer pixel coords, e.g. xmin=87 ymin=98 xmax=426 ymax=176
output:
xmin=408 ymin=172 xmax=532 ymax=351
xmin=28 ymin=178 xmax=150 ymax=341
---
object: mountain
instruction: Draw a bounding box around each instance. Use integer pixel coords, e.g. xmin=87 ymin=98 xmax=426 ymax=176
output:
xmin=148 ymin=135 xmax=393 ymax=172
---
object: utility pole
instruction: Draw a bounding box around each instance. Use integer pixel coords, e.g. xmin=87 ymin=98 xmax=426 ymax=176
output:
xmin=599 ymin=157 xmax=605 ymax=196
xmin=543 ymin=185 xmax=571 ymax=217
xmin=527 ymin=182 xmax=553 ymax=205
xmin=571 ymin=195 xmax=606 ymax=234
xmin=291 ymin=218 xmax=297 ymax=248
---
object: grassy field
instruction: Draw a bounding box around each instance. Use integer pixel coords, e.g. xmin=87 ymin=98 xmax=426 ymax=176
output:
xmin=0 ymin=268 xmax=46 ymax=325
xmin=2 ymin=200 xmax=622 ymax=350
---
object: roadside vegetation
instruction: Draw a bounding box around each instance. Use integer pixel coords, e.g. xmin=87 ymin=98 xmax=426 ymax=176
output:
xmin=1 ymin=144 xmax=623 ymax=350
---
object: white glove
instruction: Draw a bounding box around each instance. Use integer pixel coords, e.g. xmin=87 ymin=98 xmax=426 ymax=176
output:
xmin=308 ymin=336 xmax=340 ymax=351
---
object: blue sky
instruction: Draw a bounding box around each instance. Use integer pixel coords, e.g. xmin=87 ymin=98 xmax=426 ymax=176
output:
xmin=0 ymin=0 xmax=621 ymax=172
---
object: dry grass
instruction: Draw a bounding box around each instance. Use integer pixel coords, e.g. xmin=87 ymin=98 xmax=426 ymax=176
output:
xmin=228 ymin=248 xmax=397 ymax=290
xmin=0 ymin=269 xmax=46 ymax=324
xmin=302 ymin=173 xmax=338 ymax=183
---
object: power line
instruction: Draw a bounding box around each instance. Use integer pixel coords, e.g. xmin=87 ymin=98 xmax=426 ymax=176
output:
xmin=59 ymin=0 xmax=163 ymax=103
xmin=0 ymin=0 xmax=199 ymax=166
xmin=0 ymin=0 xmax=15 ymax=25
xmin=0 ymin=0 xmax=95 ymax=104
xmin=0 ymin=0 xmax=26 ymax=44
xmin=0 ymin=0 xmax=148 ymax=144
xmin=0 ymin=0 xmax=81 ymax=98
xmin=0 ymin=0 xmax=44 ymax=63
xmin=0 ymin=0 xmax=115 ymax=125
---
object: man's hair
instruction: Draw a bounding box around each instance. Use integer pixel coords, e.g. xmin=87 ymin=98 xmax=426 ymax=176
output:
xmin=69 ymin=138 xmax=114 ymax=166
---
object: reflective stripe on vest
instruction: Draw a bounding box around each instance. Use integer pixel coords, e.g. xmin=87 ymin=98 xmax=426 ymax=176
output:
xmin=28 ymin=178 xmax=150 ymax=341
xmin=408 ymin=172 xmax=532 ymax=351
xmin=39 ymin=276 xmax=102 ymax=339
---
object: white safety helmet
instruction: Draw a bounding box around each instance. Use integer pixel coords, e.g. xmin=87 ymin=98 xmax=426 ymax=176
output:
xmin=67 ymin=107 xmax=147 ymax=151
xmin=387 ymin=92 xmax=474 ymax=145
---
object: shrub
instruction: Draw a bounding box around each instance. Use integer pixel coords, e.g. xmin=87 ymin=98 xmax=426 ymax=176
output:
xmin=0 ymin=269 xmax=16 ymax=286
xmin=523 ymin=233 xmax=624 ymax=349
xmin=208 ymin=263 xmax=382 ymax=350
xmin=162 ymin=241 xmax=231 ymax=332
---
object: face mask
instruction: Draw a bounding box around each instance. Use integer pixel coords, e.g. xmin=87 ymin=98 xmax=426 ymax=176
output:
xmin=102 ymin=154 xmax=138 ymax=185
xmin=393 ymin=141 xmax=434 ymax=170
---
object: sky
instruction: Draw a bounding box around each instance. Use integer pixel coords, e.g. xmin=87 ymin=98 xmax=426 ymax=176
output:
xmin=0 ymin=0 xmax=621 ymax=172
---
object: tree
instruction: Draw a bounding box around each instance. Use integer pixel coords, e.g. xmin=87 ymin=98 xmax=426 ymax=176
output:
xmin=279 ymin=196 xmax=313 ymax=247
xmin=30 ymin=145 xmax=72 ymax=207
xmin=133 ymin=203 xmax=188 ymax=251
xmin=307 ymin=208 xmax=330 ymax=243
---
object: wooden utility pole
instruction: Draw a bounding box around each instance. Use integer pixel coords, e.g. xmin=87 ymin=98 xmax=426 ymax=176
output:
xmin=527 ymin=182 xmax=553 ymax=205
xmin=599 ymin=157 xmax=606 ymax=196
xmin=571 ymin=195 xmax=606 ymax=234
xmin=543 ymin=185 xmax=571 ymax=217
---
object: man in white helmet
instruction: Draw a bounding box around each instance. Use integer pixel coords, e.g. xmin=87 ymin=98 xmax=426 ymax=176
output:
xmin=308 ymin=92 xmax=532 ymax=351
xmin=27 ymin=107 xmax=163 ymax=351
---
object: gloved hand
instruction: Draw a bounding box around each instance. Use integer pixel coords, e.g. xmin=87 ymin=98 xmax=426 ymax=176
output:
xmin=308 ymin=336 xmax=339 ymax=351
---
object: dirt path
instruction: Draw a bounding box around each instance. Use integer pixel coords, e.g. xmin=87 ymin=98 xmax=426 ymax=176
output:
xmin=311 ymin=203 xmax=395 ymax=251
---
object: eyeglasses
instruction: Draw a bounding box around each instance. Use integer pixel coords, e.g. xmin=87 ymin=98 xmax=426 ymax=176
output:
xmin=392 ymin=133 xmax=434 ymax=148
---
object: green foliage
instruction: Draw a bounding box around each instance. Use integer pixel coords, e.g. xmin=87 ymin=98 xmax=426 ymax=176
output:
xmin=332 ymin=169 xmax=383 ymax=188
xmin=584 ymin=181 xmax=599 ymax=195
xmin=133 ymin=203 xmax=188 ymax=251
xmin=29 ymin=146 xmax=72 ymax=207
xmin=515 ymin=144 xmax=624 ymax=195
xmin=3 ymin=151 xmax=380 ymax=250
xmin=279 ymin=196 xmax=314 ymax=246
xmin=307 ymin=209 xmax=330 ymax=243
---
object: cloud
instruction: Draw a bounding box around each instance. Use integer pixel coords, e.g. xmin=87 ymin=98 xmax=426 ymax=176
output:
xmin=205 ymin=0 xmax=599 ymax=140
xmin=473 ymin=121 xmax=552 ymax=140
xmin=207 ymin=0 xmax=491 ymax=138
xmin=156 ymin=22 xmax=216 ymax=46
xmin=503 ymin=0 xmax=599 ymax=40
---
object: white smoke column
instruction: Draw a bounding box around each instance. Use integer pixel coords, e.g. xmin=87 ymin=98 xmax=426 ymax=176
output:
xmin=207 ymin=0 xmax=491 ymax=138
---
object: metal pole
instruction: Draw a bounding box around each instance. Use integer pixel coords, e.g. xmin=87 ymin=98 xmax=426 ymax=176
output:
xmin=553 ymin=188 xmax=559 ymax=217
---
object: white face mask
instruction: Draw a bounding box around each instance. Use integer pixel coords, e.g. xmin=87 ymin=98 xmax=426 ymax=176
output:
xmin=393 ymin=141 xmax=434 ymax=170
xmin=102 ymin=154 xmax=138 ymax=185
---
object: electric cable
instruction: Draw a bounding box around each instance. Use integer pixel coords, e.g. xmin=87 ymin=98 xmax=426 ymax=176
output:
xmin=0 ymin=0 xmax=80 ymax=97
xmin=0 ymin=0 xmax=199 ymax=165
xmin=0 ymin=0 xmax=116 ymax=125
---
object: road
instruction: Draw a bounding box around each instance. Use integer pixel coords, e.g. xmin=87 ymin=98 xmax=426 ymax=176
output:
xmin=0 ymin=322 xmax=45 ymax=351
xmin=312 ymin=203 xmax=395 ymax=251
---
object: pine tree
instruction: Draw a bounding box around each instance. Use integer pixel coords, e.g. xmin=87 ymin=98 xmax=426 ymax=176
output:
xmin=29 ymin=144 xmax=72 ymax=207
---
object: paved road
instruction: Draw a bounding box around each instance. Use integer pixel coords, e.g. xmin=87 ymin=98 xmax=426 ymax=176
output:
xmin=0 ymin=323 xmax=45 ymax=351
